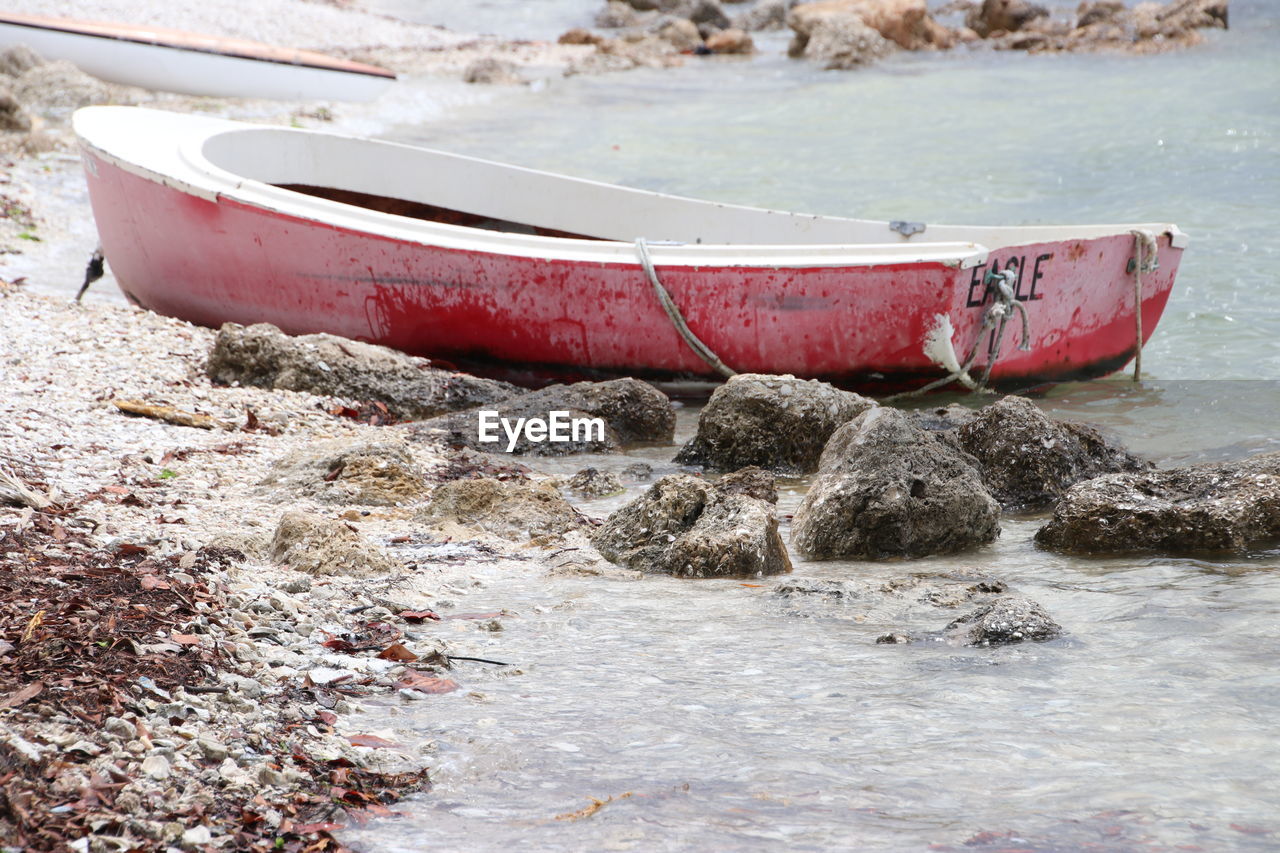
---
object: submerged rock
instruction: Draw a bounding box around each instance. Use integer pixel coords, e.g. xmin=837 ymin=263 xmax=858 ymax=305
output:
xmin=705 ymin=27 xmax=755 ymax=52
xmin=1035 ymin=452 xmax=1280 ymax=554
xmin=462 ymin=58 xmax=524 ymax=85
xmin=416 ymin=477 xmax=589 ymax=543
xmin=944 ymin=595 xmax=1062 ymax=646
xmin=260 ymin=438 xmax=428 ymax=506
xmin=269 ymin=511 xmax=399 ymax=576
xmin=791 ymin=407 xmax=1000 ymax=559
xmin=413 ymin=378 xmax=675 ymax=455
xmin=675 ymin=374 xmax=875 ymax=474
xmin=593 ymin=473 xmax=792 ymax=577
xmin=561 ymin=467 xmax=626 ymax=498
xmin=206 ymin=323 xmax=519 ymax=420
xmin=953 ymin=395 xmax=1149 ymax=510
xmin=656 ymin=17 xmax=705 ymax=50
xmin=774 ymin=572 xmax=1007 ymax=610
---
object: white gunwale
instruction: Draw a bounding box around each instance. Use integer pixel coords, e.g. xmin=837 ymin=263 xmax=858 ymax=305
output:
xmin=74 ymin=107 xmax=1187 ymax=271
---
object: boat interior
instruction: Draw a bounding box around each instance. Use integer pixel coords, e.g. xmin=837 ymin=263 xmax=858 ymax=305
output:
xmin=198 ymin=126 xmax=1167 ymax=251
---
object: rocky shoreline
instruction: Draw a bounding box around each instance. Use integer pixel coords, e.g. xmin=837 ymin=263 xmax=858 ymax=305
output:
xmin=5 ymin=277 xmax=1280 ymax=849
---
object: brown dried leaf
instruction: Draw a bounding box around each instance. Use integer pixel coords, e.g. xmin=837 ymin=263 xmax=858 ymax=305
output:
xmin=396 ymin=610 xmax=441 ymax=623
xmin=376 ymin=643 xmax=417 ymax=662
xmin=346 ymin=734 xmax=399 ymax=749
xmin=0 ymin=681 xmax=44 ymax=710
xmin=393 ymin=671 xmax=459 ymax=694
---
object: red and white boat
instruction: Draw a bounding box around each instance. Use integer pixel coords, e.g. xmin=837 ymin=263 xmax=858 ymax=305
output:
xmin=74 ymin=106 xmax=1186 ymax=392
xmin=0 ymin=13 xmax=395 ymax=102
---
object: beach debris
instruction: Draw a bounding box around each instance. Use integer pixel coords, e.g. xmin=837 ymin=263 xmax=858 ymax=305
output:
xmin=416 ymin=477 xmax=592 ymax=543
xmin=261 ymin=436 xmax=430 ymax=505
xmin=394 ymin=671 xmax=460 ymax=694
xmin=675 ymin=373 xmax=876 ymax=474
xmin=791 ymin=407 xmax=1000 ymax=559
xmin=0 ymin=466 xmax=52 ymax=509
xmin=1035 ymin=451 xmax=1280 ymax=554
xmin=555 ymin=791 xmax=634 ymax=821
xmin=594 ymin=471 xmax=792 ymax=577
xmin=112 ymin=398 xmax=230 ymax=430
xmin=269 ymin=510 xmax=401 ymax=575
xmin=346 ymin=733 xmax=401 ymax=749
xmin=206 ymin=321 xmax=520 ymax=420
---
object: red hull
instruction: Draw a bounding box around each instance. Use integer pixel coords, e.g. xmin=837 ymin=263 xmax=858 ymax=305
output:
xmin=80 ymin=148 xmax=1179 ymax=392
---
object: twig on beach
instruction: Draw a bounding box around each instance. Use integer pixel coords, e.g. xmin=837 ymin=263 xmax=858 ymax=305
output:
xmin=0 ymin=469 xmax=52 ymax=510
xmin=555 ymin=792 xmax=634 ymax=822
xmin=445 ymin=655 xmax=511 ymax=666
xmin=112 ymin=399 xmax=231 ymax=430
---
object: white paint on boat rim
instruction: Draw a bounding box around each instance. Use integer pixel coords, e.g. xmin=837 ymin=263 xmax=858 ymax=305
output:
xmin=73 ymin=106 xmax=1186 ymax=272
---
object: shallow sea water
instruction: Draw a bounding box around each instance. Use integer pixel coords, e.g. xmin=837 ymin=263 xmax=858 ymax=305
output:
xmin=329 ymin=4 xmax=1280 ymax=852
xmin=336 ymin=381 xmax=1280 ymax=853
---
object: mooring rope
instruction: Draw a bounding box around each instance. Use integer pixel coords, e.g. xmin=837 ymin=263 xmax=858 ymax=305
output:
xmin=635 ymin=237 xmax=736 ymax=378
xmin=888 ymin=268 xmax=1030 ymax=400
xmin=1129 ymin=229 xmax=1158 ymax=382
